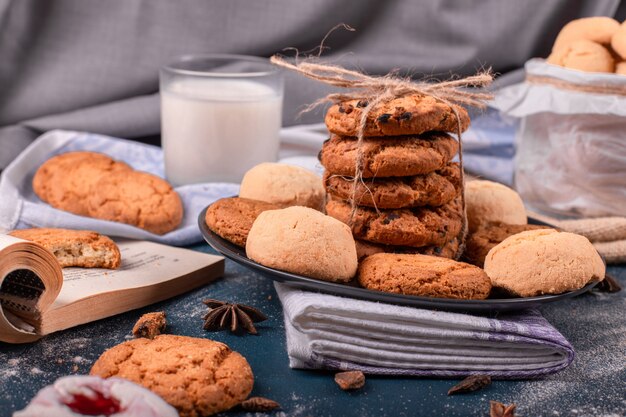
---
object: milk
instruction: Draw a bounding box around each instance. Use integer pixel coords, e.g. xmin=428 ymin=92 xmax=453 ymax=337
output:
xmin=161 ymin=78 xmax=282 ymax=185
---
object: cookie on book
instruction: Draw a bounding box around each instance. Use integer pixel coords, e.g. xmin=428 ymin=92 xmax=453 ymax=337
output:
xmin=205 ymin=197 xmax=281 ymax=247
xmin=90 ymin=335 xmax=253 ymax=417
xmin=326 ymin=197 xmax=463 ymax=248
xmin=355 ymin=237 xmax=461 ymax=260
xmin=9 ymin=228 xmax=121 ymax=269
xmin=319 ymin=133 xmax=458 ymax=178
xmin=33 ymin=151 xmax=131 ymax=216
xmin=246 ymin=206 xmax=358 ymax=282
xmin=484 ymin=229 xmax=605 ymax=297
xmin=358 ymin=253 xmax=491 ymax=300
xmin=464 ymin=222 xmax=551 ymax=267
xmin=325 ymin=163 xmax=461 ymax=209
xmin=239 ymin=162 xmax=325 ymax=210
xmin=86 ymin=170 xmax=183 ymax=235
xmin=325 ymin=95 xmax=470 ymax=136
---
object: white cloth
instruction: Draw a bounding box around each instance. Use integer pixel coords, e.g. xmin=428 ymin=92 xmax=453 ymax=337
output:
xmin=0 ymin=128 xmax=322 ymax=245
xmin=275 ymin=283 xmax=574 ymax=378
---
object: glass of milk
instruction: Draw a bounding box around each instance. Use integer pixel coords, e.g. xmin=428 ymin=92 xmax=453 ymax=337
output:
xmin=160 ymin=54 xmax=283 ymax=185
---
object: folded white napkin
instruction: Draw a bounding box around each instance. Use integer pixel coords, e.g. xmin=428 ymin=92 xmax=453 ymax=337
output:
xmin=275 ymin=283 xmax=574 ymax=379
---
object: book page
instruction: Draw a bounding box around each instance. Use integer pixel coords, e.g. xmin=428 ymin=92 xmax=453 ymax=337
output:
xmin=50 ymin=240 xmax=221 ymax=310
xmin=0 ymin=234 xmax=62 ymax=343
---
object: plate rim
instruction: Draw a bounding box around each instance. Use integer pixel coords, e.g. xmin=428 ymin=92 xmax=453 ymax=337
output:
xmin=197 ymin=205 xmax=599 ymax=312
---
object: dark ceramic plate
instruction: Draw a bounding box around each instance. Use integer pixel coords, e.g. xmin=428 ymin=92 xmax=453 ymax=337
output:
xmin=198 ymin=206 xmax=599 ymax=312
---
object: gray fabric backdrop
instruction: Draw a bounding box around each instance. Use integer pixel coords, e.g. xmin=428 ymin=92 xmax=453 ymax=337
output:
xmin=0 ymin=0 xmax=621 ymax=169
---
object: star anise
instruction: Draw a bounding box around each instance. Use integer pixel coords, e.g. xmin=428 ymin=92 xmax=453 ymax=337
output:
xmin=202 ymin=299 xmax=267 ymax=335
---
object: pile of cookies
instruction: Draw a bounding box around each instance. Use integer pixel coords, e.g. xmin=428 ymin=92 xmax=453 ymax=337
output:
xmin=320 ymin=95 xmax=468 ymax=260
xmin=33 ymin=152 xmax=183 ymax=235
xmin=547 ymin=16 xmax=626 ymax=75
xmin=204 ymin=92 xmax=606 ymax=301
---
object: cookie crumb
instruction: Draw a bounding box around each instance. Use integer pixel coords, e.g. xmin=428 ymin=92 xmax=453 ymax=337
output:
xmin=239 ymin=397 xmax=281 ymax=412
xmin=334 ymin=370 xmax=365 ymax=390
xmin=132 ymin=312 xmax=166 ymax=339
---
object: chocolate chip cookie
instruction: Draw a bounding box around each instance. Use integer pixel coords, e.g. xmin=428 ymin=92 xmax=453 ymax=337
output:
xmin=33 ymin=152 xmax=131 ymax=216
xmin=325 ymin=163 xmax=461 ymax=209
xmin=90 ymin=335 xmax=254 ymax=417
xmin=325 ymin=95 xmax=470 ymax=137
xmin=464 ymin=221 xmax=551 ymax=267
xmin=319 ymin=133 xmax=458 ymax=178
xmin=205 ymin=197 xmax=281 ymax=247
xmin=325 ymin=197 xmax=463 ymax=248
xmin=358 ymin=253 xmax=491 ymax=299
xmin=355 ymin=237 xmax=461 ymax=260
xmin=86 ymin=170 xmax=183 ymax=235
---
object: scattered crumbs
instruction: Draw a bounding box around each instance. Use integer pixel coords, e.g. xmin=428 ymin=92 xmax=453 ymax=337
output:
xmin=500 ymin=291 xmax=626 ymax=417
xmin=71 ymin=365 xmax=79 ymax=373
xmin=268 ymin=295 xmax=272 ymax=301
xmin=29 ymin=368 xmax=43 ymax=375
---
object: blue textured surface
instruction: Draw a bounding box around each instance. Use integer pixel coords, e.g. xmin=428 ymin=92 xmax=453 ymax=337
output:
xmin=1 ymin=243 xmax=624 ymax=417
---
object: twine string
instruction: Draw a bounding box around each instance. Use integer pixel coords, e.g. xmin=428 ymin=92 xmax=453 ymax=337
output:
xmin=270 ymin=54 xmax=493 ymax=253
xmin=526 ymin=74 xmax=626 ymax=96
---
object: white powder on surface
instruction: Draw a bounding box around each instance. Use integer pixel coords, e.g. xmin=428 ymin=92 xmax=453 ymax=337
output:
xmin=490 ymin=293 xmax=626 ymax=417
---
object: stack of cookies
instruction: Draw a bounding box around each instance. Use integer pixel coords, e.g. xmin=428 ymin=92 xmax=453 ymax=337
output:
xmin=320 ymin=95 xmax=471 ymax=259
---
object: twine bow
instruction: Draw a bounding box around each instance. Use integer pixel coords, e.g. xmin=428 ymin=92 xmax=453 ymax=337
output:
xmin=270 ymin=53 xmax=494 ymax=254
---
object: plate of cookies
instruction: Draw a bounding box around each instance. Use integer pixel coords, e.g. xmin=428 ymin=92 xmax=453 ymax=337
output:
xmin=199 ymin=201 xmax=599 ymax=313
xmin=198 ymin=162 xmax=603 ymax=313
xmin=199 ymin=93 xmax=605 ymax=312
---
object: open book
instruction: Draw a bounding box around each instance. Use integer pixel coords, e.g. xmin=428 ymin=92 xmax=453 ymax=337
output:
xmin=0 ymin=235 xmax=224 ymax=343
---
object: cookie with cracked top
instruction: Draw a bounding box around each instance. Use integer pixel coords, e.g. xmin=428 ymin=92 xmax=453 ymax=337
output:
xmin=463 ymin=221 xmax=551 ymax=267
xmin=9 ymin=228 xmax=120 ymax=269
xmin=325 ymin=95 xmax=470 ymax=136
xmin=86 ymin=170 xmax=183 ymax=235
xmin=325 ymin=197 xmax=463 ymax=248
xmin=355 ymin=237 xmax=461 ymax=261
xmin=205 ymin=197 xmax=281 ymax=247
xmin=90 ymin=335 xmax=254 ymax=417
xmin=33 ymin=151 xmax=131 ymax=216
xmin=319 ymin=133 xmax=458 ymax=178
xmin=358 ymin=253 xmax=491 ymax=300
xmin=325 ymin=163 xmax=461 ymax=209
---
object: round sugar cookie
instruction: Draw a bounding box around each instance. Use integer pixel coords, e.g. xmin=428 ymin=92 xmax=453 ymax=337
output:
xmin=552 ymin=16 xmax=620 ymax=51
xmin=465 ymin=180 xmax=527 ymax=232
xmin=484 ymin=229 xmax=605 ymax=297
xmin=239 ymin=163 xmax=325 ymax=210
xmin=246 ymin=206 xmax=358 ymax=282
xmin=547 ymin=39 xmax=614 ymax=73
